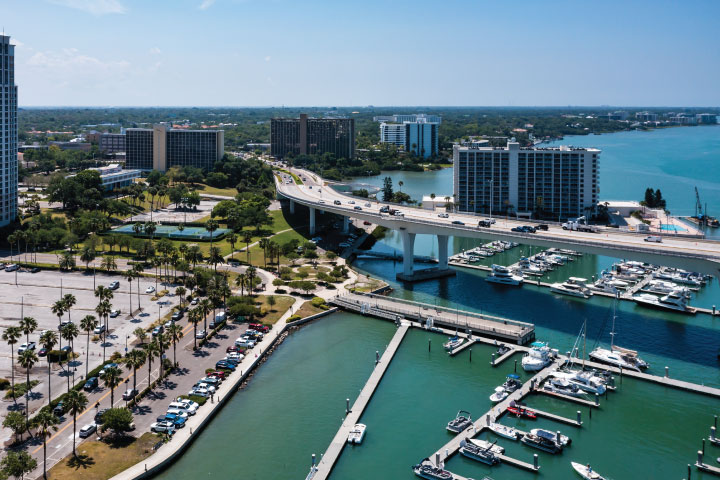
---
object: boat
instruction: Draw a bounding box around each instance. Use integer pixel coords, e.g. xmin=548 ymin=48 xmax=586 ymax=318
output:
xmin=468 ymin=438 xmax=505 ymax=454
xmin=521 ymin=430 xmax=564 ymax=453
xmin=412 ymin=461 xmax=454 ymax=480
xmin=488 ymin=422 xmax=520 ymax=440
xmin=347 ymin=423 xmax=366 ymax=444
xmin=459 ymin=439 xmax=500 ymax=465
xmin=550 ymin=278 xmax=593 ymax=298
xmin=443 ymin=336 xmax=464 ymax=351
xmin=502 ymin=373 xmax=523 ymax=393
xmin=489 ymin=386 xmax=508 ymax=403
xmin=590 ymin=299 xmax=649 ymax=371
xmin=496 ymin=343 xmax=511 ymax=356
xmin=551 ymin=370 xmax=607 ymax=395
xmin=446 ymin=410 xmax=472 ymax=433
xmin=522 ymin=341 xmax=554 ymax=371
xmin=645 ymin=279 xmax=691 ymax=297
xmin=486 ymin=264 xmax=524 ymax=286
xmin=531 ymin=428 xmax=571 ymax=446
xmin=571 ymin=462 xmax=606 ymax=479
xmin=507 ymin=404 xmax=537 ymax=419
xmin=543 ymin=378 xmax=587 ymax=398
xmin=633 ymin=289 xmax=694 ymax=313
xmin=590 ymin=278 xmax=620 ymax=295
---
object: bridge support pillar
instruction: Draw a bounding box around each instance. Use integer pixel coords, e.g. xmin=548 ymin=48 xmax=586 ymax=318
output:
xmin=401 ymin=230 xmax=416 ymax=277
xmin=437 ymin=235 xmax=449 ymax=270
xmin=343 ymin=216 xmax=350 ymax=233
xmin=289 ymin=200 xmax=295 ymax=214
xmin=309 ymin=207 xmax=316 ymax=235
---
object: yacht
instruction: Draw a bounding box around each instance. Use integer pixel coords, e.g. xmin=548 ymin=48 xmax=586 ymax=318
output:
xmin=633 ymin=289 xmax=693 ymax=313
xmin=517 ymin=258 xmax=544 ymax=275
xmin=486 ymin=264 xmax=524 ymax=286
xmin=502 ymin=373 xmax=523 ymax=393
xmin=550 ymin=278 xmax=593 ymax=298
xmin=543 ymin=378 xmax=587 ymax=398
xmin=443 ymin=336 xmax=464 ymax=351
xmin=645 ymin=280 xmax=690 ymax=296
xmin=589 ymin=347 xmax=647 ymax=371
xmin=590 ymin=278 xmax=620 ymax=295
xmin=551 ymin=370 xmax=606 ymax=395
xmin=489 ymin=386 xmax=509 ymax=403
xmin=446 ymin=410 xmax=472 ymax=433
xmin=488 ymin=422 xmax=520 ymax=440
xmin=347 ymin=423 xmax=366 ymax=444
xmin=521 ymin=430 xmax=564 ymax=453
xmin=531 ymin=428 xmax=571 ymax=447
xmin=571 ymin=462 xmax=607 ymax=479
xmin=411 ymin=462 xmax=454 ymax=480
xmin=468 ymin=438 xmax=505 ymax=455
xmin=522 ymin=341 xmax=554 ymax=371
xmin=458 ymin=439 xmax=500 ymax=465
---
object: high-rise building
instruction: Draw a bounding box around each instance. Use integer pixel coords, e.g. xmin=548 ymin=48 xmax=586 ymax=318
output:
xmin=453 ymin=142 xmax=600 ymax=220
xmin=99 ymin=133 xmax=126 ymax=154
xmin=125 ymin=126 xmax=224 ymax=172
xmin=271 ymin=114 xmax=354 ymax=159
xmin=0 ymin=35 xmax=18 ymax=227
xmin=379 ymin=119 xmax=439 ymax=158
xmin=373 ymin=113 xmax=442 ymax=124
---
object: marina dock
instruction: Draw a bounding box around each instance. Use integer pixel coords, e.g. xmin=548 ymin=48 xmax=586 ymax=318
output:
xmin=529 ymin=406 xmax=583 ymax=426
xmin=331 ymin=292 xmax=536 ymax=345
xmin=492 ymin=347 xmax=516 ymax=366
xmin=449 ymin=338 xmax=475 ymax=356
xmin=312 ymin=324 xmax=409 ymax=480
xmin=536 ymin=389 xmax=600 ymax=407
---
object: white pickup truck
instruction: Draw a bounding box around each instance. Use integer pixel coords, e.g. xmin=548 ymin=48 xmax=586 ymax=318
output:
xmin=562 ymin=221 xmax=599 ymax=233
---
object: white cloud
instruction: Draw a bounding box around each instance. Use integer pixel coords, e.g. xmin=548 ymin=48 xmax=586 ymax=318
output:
xmin=198 ymin=0 xmax=215 ymax=10
xmin=264 ymin=56 xmax=271 ymax=62
xmin=149 ymin=47 xmax=162 ymax=55
xmin=48 ymin=0 xmax=126 ymax=15
xmin=26 ymin=48 xmax=130 ymax=72
xmin=12 ymin=38 xmax=24 ymax=47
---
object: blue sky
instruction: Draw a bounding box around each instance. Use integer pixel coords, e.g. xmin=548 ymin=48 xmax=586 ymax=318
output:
xmin=4 ymin=0 xmax=719 ymax=107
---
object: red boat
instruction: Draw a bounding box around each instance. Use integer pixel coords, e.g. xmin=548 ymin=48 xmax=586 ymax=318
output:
xmin=507 ymin=406 xmax=537 ymax=419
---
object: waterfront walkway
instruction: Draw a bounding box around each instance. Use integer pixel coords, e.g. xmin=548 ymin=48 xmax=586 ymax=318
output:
xmin=313 ymin=324 xmax=409 ymax=480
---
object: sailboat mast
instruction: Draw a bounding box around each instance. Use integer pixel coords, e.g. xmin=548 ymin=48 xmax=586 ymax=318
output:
xmin=582 ymin=320 xmax=586 ymax=369
xmin=610 ymin=294 xmax=618 ymax=350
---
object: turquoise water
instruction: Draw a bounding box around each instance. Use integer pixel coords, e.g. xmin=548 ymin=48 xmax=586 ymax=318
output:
xmin=112 ymin=224 xmax=232 ymax=240
xmin=661 ymin=223 xmax=688 ymax=232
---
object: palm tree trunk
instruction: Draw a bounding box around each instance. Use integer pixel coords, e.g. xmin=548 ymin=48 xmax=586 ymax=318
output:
xmin=148 ymin=359 xmax=152 ymax=391
xmin=129 ymin=282 xmax=132 ymax=315
xmin=25 ymin=367 xmax=30 ymax=429
xmin=193 ymin=325 xmax=197 ymax=349
xmin=10 ymin=347 xmax=16 ymax=405
xmin=133 ymin=366 xmax=137 ymax=393
xmin=173 ymin=341 xmax=177 ymax=367
xmin=43 ymin=436 xmax=48 ymax=478
xmin=72 ymin=414 xmax=77 ymax=456
xmin=86 ymin=333 xmax=90 ymax=378
xmin=47 ymin=361 xmax=52 ymax=407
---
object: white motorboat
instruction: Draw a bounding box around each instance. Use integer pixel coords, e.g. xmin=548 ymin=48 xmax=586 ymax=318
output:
xmin=458 ymin=440 xmax=499 ymax=465
xmin=522 ymin=341 xmax=553 ymax=371
xmin=486 ymin=264 xmax=524 ymax=286
xmin=443 ymin=336 xmax=464 ymax=351
xmin=468 ymin=438 xmax=505 ymax=455
xmin=589 ymin=347 xmax=640 ymax=371
xmin=590 ymin=279 xmax=620 ymax=295
xmin=552 ymin=370 xmax=606 ymax=395
xmin=590 ymin=298 xmax=649 ymax=371
xmin=347 ymin=423 xmax=366 ymax=444
xmin=531 ymin=428 xmax=571 ymax=446
xmin=645 ymin=280 xmax=691 ymax=297
xmin=489 ymin=386 xmax=508 ymax=403
xmin=411 ymin=462 xmax=454 ymax=480
xmin=543 ymin=378 xmax=587 ymax=398
xmin=571 ymin=462 xmax=606 ymax=479
xmin=488 ymin=422 xmax=520 ymax=440
xmin=551 ymin=278 xmax=593 ymax=298
xmin=633 ymin=289 xmax=693 ymax=313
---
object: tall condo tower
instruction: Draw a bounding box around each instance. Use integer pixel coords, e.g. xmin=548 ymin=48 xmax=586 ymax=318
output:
xmin=0 ymin=35 xmax=18 ymax=227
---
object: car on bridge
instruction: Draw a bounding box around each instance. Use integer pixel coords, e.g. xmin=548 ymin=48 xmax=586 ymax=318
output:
xmin=354 ymin=206 xmax=362 ymax=211
xmin=438 ymin=213 xmax=449 ymax=218
xmin=451 ymin=220 xmax=465 ymax=225
xmin=334 ymin=200 xmax=341 ymax=205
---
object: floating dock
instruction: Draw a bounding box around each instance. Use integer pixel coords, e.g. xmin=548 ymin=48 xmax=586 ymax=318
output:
xmin=449 ymin=338 xmax=475 ymax=356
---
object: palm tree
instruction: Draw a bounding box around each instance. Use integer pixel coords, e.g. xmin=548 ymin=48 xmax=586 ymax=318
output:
xmin=199 ymin=298 xmax=211 ymax=332
xmin=235 ymin=273 xmax=247 ymax=297
xmin=79 ymin=315 xmax=98 ymax=378
xmin=227 ymin=233 xmax=237 ymax=260
xmin=60 ymin=323 xmax=79 ymax=392
xmin=205 ymin=219 xmax=219 ymax=250
xmin=167 ymin=323 xmax=184 ymax=368
xmin=398 ymin=180 xmax=404 ymax=192
xmin=19 ymin=349 xmax=38 ymax=429
xmin=133 ymin=327 xmax=147 ymax=345
xmin=124 ymin=269 xmax=135 ymax=316
xmin=51 ymin=300 xmax=65 ymax=348
xmin=175 ymin=286 xmax=186 ymax=307
xmin=59 ymin=251 xmax=75 ymax=270
xmin=124 ymin=349 xmax=146 ymax=396
xmin=101 ymin=255 xmax=117 ymax=273
xmin=95 ymin=300 xmax=112 ymax=363
xmin=80 ymin=247 xmax=97 ymax=287
xmin=94 ymin=285 xmax=113 ymax=303
xmin=19 ymin=317 xmax=38 ymax=345
xmin=243 ymin=232 xmax=252 ymax=263
xmin=65 ymin=389 xmax=88 ymax=456
xmin=34 ymin=409 xmax=60 ymax=479
xmin=189 ymin=308 xmax=201 ymax=350
xmin=63 ymin=293 xmax=77 ymax=324
xmin=103 ymin=366 xmax=123 ymax=407
xmin=3 ymin=326 xmax=21 ymax=404
xmin=258 ymin=238 xmax=269 ymax=268
xmin=208 ymin=246 xmax=223 ymax=273
xmin=145 ymin=340 xmax=161 ymax=391
xmin=187 ymin=244 xmax=202 ymax=269
xmin=39 ymin=330 xmax=58 ymax=407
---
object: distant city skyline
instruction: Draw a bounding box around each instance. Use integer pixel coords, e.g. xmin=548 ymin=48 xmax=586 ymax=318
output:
xmin=4 ymin=0 xmax=720 ymax=107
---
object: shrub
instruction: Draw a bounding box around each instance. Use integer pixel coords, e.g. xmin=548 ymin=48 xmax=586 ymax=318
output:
xmin=310 ymin=297 xmax=327 ymax=309
xmin=179 ymin=394 xmax=208 ymax=406
xmin=47 ymin=350 xmax=70 ymax=363
xmin=288 ymin=315 xmax=302 ymax=322
xmin=4 ymin=380 xmax=40 ymax=400
xmin=0 ymin=378 xmax=9 ymax=390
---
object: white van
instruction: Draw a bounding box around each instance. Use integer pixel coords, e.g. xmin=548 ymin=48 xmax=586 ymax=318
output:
xmin=168 ymin=402 xmax=197 ymax=416
xmin=644 ymin=236 xmax=663 ymax=243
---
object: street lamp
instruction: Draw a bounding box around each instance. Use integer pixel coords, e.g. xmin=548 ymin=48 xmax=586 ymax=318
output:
xmin=125 ymin=335 xmax=130 ymax=353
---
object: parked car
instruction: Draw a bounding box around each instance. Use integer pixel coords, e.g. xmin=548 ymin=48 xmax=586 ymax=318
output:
xmin=5 ymin=264 xmax=19 ymax=272
xmin=168 ymin=402 xmax=197 ymax=415
xmin=164 ymin=413 xmax=187 ymax=428
xmin=60 ymin=345 xmax=72 ymax=353
xmin=78 ymin=423 xmax=97 ymax=438
xmin=235 ymin=336 xmax=255 ymax=348
xmin=83 ymin=377 xmax=98 ymax=391
xmin=99 ymin=363 xmax=119 ymax=377
xmin=171 ymin=310 xmax=184 ymax=321
xmin=190 ymin=298 xmax=199 ymax=305
xmin=176 ymin=397 xmax=200 ymax=410
xmin=108 ymin=281 xmax=120 ymax=290
xmin=215 ymin=360 xmax=236 ymax=371
xmin=38 ymin=347 xmax=48 ymax=357
xmin=152 ymin=326 xmax=164 ymax=337
xmin=109 ymin=310 xmax=120 ymax=318
xmin=644 ymin=236 xmax=663 ymax=243
xmin=93 ymin=325 xmax=106 ymax=335
xmin=226 ymin=345 xmax=239 ymax=353
xmin=189 ymin=386 xmax=211 ymax=398
xmin=29 ymin=267 xmax=40 ymax=273
xmin=150 ymin=421 xmax=175 ymax=434
xmin=165 ymin=409 xmax=189 ymax=420
xmin=164 ymin=319 xmax=175 ymax=329
xmin=122 ymin=388 xmax=138 ymax=400
xmin=145 ymin=286 xmax=155 ymax=294
xmin=53 ymin=401 xmax=66 ymax=417
xmin=208 ymin=370 xmax=226 ymax=380
xmin=478 ymin=220 xmax=492 ymax=228
xmin=249 ymin=323 xmax=269 ymax=333
xmin=196 ymin=330 xmax=207 ymax=339
xmin=18 ymin=342 xmax=36 ymax=354
xmin=537 ymin=224 xmax=549 ymax=231
xmin=94 ymin=409 xmax=108 ymax=423
xmin=225 ymin=352 xmax=244 ymax=362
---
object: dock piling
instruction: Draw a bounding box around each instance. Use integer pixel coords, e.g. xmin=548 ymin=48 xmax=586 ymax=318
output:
xmin=491 ymin=353 xmax=496 ymax=366
xmin=702 ymin=438 xmax=705 ymax=455
xmin=712 ymin=426 xmax=717 ymax=442
xmin=375 ymin=350 xmax=379 ymax=365
xmin=469 ymin=349 xmax=472 ymax=362
xmin=595 ymin=393 xmax=599 ymax=406
xmin=533 ymin=454 xmax=538 ymax=470
xmin=346 ymin=398 xmax=350 ymax=414
xmin=428 ymin=339 xmax=431 ymax=352
xmin=514 ymin=359 xmax=517 ymax=373
xmin=435 ymin=452 xmax=440 ymax=467
xmin=698 ymin=450 xmax=703 ymax=465
xmin=665 ymin=366 xmax=669 ymax=378
xmin=577 ymin=410 xmax=582 ymax=424
xmin=715 ymin=415 xmax=718 ymax=429
xmin=713 ymin=305 xmax=716 ymax=316
xmin=689 ymin=463 xmax=692 ymax=479
xmin=312 ymin=454 xmax=316 ymax=467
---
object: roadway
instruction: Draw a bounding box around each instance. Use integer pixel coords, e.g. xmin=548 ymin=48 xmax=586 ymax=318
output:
xmin=275 ymin=167 xmax=720 ymax=275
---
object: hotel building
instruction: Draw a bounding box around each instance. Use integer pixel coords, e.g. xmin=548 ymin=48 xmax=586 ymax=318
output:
xmin=0 ymin=35 xmax=17 ymax=227
xmin=125 ymin=125 xmax=224 ymax=172
xmin=271 ymin=114 xmax=355 ymax=159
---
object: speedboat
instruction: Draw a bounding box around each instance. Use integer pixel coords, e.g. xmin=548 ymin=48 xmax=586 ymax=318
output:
xmin=521 ymin=430 xmax=563 ymax=453
xmin=551 ymin=370 xmax=606 ymax=395
xmin=486 ymin=264 xmax=524 ymax=286
xmin=488 ymin=422 xmax=520 ymax=440
xmin=411 ymin=461 xmax=453 ymax=480
xmin=522 ymin=341 xmax=553 ymax=371
xmin=446 ymin=410 xmax=472 ymax=433
xmin=489 ymin=386 xmax=508 ymax=403
xmin=502 ymin=373 xmax=523 ymax=393
xmin=347 ymin=423 xmax=366 ymax=444
xmin=550 ymin=278 xmax=593 ymax=298
xmin=531 ymin=428 xmax=571 ymax=446
xmin=633 ymin=289 xmax=693 ymax=313
xmin=507 ymin=405 xmax=536 ymax=419
xmin=459 ymin=439 xmax=500 ymax=465
xmin=443 ymin=336 xmax=464 ymax=351
xmin=468 ymin=438 xmax=505 ymax=455
xmin=571 ymin=462 xmax=606 ymax=479
xmin=543 ymin=378 xmax=587 ymax=398
xmin=496 ymin=343 xmax=511 ymax=356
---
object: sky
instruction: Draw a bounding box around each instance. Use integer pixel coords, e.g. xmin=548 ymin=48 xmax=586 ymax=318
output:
xmin=3 ymin=0 xmax=720 ymax=107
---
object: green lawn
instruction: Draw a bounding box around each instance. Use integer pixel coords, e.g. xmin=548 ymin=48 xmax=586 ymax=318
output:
xmin=194 ymin=183 xmax=239 ymax=197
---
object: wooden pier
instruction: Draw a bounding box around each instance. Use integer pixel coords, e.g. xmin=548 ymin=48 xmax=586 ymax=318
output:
xmin=528 ymin=407 xmax=583 ymax=427
xmin=449 ymin=338 xmax=475 ymax=356
xmin=312 ymin=325 xmax=409 ymax=480
xmin=536 ymin=388 xmax=600 ymax=407
xmin=492 ymin=348 xmax=516 ymax=367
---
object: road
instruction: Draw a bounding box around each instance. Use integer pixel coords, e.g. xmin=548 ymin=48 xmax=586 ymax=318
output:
xmin=275 ymin=166 xmax=720 ymax=274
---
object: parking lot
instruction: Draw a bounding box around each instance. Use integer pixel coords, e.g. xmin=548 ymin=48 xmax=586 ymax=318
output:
xmin=0 ymin=269 xmax=181 ymax=417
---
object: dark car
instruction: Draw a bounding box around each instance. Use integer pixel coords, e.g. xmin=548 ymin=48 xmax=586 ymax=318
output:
xmin=249 ymin=323 xmax=269 ymax=333
xmin=333 ymin=200 xmax=341 ymax=205
xmin=29 ymin=267 xmax=40 ymax=273
xmin=523 ymin=225 xmax=537 ymax=233
xmin=215 ymin=360 xmax=236 ymax=371
xmin=451 ymin=220 xmax=465 ymax=225
xmin=60 ymin=345 xmax=72 ymax=353
xmin=536 ymin=224 xmax=549 ymax=231
xmin=38 ymin=347 xmax=48 ymax=357
xmin=171 ymin=310 xmax=184 ymax=321
xmin=94 ymin=409 xmax=108 ymax=424
xmin=83 ymin=377 xmax=98 ymax=391
xmin=53 ymin=401 xmax=65 ymax=416
xmin=226 ymin=345 xmax=238 ymax=353
xmin=478 ymin=220 xmax=492 ymax=228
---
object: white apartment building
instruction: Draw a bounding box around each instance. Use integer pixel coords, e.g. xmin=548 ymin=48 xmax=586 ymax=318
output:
xmin=453 ymin=142 xmax=600 ymax=220
xmin=0 ymin=35 xmax=18 ymax=227
xmin=379 ymin=116 xmax=440 ymax=158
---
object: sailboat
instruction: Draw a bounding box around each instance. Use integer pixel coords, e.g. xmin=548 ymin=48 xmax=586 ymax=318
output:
xmin=589 ymin=296 xmax=649 ymax=371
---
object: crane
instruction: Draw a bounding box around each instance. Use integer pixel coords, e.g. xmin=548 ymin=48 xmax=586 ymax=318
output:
xmin=695 ymin=186 xmax=703 ymax=219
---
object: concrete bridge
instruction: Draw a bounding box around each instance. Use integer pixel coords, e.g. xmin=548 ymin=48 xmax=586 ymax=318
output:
xmin=275 ymin=168 xmax=720 ymax=279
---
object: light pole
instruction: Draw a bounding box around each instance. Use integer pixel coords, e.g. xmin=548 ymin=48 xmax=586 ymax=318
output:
xmin=125 ymin=335 xmax=130 ymax=354
xmin=487 ymin=179 xmax=493 ymax=219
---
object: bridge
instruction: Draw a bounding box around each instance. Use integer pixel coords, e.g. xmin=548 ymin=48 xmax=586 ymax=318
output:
xmin=275 ymin=168 xmax=720 ymax=279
